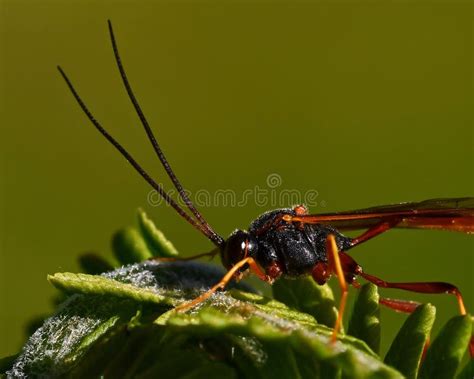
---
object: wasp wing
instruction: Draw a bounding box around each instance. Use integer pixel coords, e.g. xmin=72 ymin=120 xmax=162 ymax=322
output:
xmin=304 ymin=198 xmax=474 ymax=233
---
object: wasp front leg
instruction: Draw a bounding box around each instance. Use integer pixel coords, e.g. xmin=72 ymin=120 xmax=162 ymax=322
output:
xmin=175 ymin=256 xmax=270 ymax=312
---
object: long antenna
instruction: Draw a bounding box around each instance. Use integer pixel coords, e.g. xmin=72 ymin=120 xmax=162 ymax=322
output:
xmin=107 ymin=20 xmax=221 ymax=244
xmin=57 ymin=66 xmax=224 ymax=246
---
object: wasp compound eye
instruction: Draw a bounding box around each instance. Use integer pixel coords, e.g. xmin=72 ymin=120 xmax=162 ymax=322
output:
xmin=221 ymin=230 xmax=258 ymax=269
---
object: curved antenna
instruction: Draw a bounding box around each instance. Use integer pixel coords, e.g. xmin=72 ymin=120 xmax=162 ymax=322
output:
xmin=57 ymin=66 xmax=224 ymax=247
xmin=107 ymin=20 xmax=222 ymax=245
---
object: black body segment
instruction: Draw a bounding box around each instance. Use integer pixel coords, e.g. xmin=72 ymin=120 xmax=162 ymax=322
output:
xmin=249 ymin=209 xmax=352 ymax=277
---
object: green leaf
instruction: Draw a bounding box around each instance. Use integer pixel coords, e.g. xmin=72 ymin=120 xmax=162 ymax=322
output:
xmin=8 ymin=261 xmax=402 ymax=378
xmin=457 ymin=359 xmax=474 ymax=379
xmin=384 ymin=304 xmax=436 ymax=379
xmin=137 ymin=208 xmax=179 ymax=257
xmin=70 ymin=324 xmax=239 ymax=379
xmin=419 ymin=315 xmax=472 ymax=379
xmin=272 ymin=276 xmax=338 ymax=328
xmin=166 ymin=307 xmax=401 ymax=379
xmin=48 ymin=272 xmax=176 ymax=306
xmin=78 ymin=252 xmax=115 ymax=274
xmin=111 ymin=211 xmax=179 ymax=265
xmin=112 ymin=226 xmax=153 ymax=264
xmin=7 ymin=294 xmax=138 ymax=377
xmin=347 ymin=283 xmax=381 ymax=354
xmin=137 ymin=343 xmax=238 ymax=379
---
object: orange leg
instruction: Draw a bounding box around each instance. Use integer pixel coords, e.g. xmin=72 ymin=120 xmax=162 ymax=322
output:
xmin=350 ymin=221 xmax=398 ymax=247
xmin=326 ymin=234 xmax=348 ymax=342
xmin=379 ymin=297 xmax=421 ymax=313
xmin=340 ymin=251 xmax=472 ymax=357
xmin=337 ymin=250 xmax=468 ymax=316
xmin=175 ymin=256 xmax=268 ymax=312
xmin=359 ymin=269 xmax=473 ymax=358
xmin=360 ymin=272 xmax=467 ymax=316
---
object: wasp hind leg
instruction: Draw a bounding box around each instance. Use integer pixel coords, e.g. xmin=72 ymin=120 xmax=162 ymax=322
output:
xmin=358 ymin=270 xmax=473 ymax=358
xmin=359 ymin=272 xmax=467 ymax=316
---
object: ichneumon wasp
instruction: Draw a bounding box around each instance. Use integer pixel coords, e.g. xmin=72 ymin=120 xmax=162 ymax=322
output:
xmin=58 ymin=21 xmax=474 ymax=354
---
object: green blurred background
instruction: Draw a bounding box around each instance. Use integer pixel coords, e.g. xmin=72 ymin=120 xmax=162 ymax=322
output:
xmin=1 ymin=0 xmax=472 ymax=358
